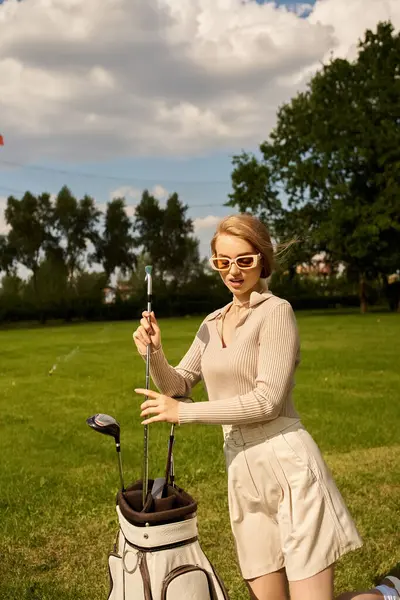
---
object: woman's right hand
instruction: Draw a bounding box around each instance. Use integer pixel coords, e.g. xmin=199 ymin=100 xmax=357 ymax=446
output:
xmin=132 ymin=311 xmax=161 ymax=354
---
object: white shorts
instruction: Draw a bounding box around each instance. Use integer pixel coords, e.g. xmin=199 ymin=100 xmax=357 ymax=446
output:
xmin=223 ymin=417 xmax=363 ymax=581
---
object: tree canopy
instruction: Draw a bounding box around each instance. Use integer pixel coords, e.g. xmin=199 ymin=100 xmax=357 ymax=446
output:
xmin=228 ymin=21 xmax=400 ymax=311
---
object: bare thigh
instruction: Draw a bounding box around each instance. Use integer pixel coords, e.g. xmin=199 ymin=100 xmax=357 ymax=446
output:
xmin=247 ymin=568 xmax=290 ymax=600
xmin=289 ymin=565 xmax=335 ymax=600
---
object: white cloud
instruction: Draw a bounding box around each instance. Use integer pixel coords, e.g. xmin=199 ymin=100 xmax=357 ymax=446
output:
xmin=110 ymin=186 xmax=141 ymax=201
xmin=193 ymin=214 xmax=221 ymax=257
xmin=193 ymin=214 xmax=221 ymax=232
xmin=124 ymin=204 xmax=137 ymax=218
xmin=0 ymin=0 xmax=399 ymax=161
xmin=96 ymin=202 xmax=107 ymax=213
xmin=110 ymin=184 xmax=168 ymax=202
xmin=152 ymin=185 xmax=168 ymax=201
xmin=96 ymin=200 xmax=136 ymax=218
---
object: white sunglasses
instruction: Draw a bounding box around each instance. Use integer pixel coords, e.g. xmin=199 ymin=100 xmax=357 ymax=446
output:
xmin=209 ymin=253 xmax=261 ymax=272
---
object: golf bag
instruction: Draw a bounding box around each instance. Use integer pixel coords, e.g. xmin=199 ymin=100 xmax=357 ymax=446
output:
xmin=108 ymin=480 xmax=230 ymax=599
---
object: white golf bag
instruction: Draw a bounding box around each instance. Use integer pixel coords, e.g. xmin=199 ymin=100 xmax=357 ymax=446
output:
xmin=108 ymin=480 xmax=230 ymax=599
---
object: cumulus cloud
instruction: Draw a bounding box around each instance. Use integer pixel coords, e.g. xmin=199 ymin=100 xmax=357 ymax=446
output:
xmin=124 ymin=204 xmax=137 ymax=218
xmin=0 ymin=0 xmax=399 ymax=161
xmin=193 ymin=214 xmax=221 ymax=232
xmin=152 ymin=185 xmax=168 ymax=201
xmin=193 ymin=214 xmax=221 ymax=257
xmin=110 ymin=186 xmax=141 ymax=201
xmin=110 ymin=184 xmax=168 ymax=203
xmin=96 ymin=200 xmax=136 ymax=218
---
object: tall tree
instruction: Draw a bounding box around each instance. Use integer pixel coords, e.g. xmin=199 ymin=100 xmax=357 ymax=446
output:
xmin=161 ymin=193 xmax=200 ymax=285
xmin=94 ymin=197 xmax=136 ymax=280
xmin=227 ymin=154 xmax=318 ymax=277
xmin=4 ymin=192 xmax=55 ymax=295
xmin=25 ymin=252 xmax=69 ymax=313
xmin=0 ymin=235 xmax=16 ymax=275
xmin=228 ymin=152 xmax=282 ymax=222
xmin=230 ymin=21 xmax=400 ymax=312
xmin=133 ymin=190 xmax=167 ymax=277
xmin=133 ymin=190 xmax=201 ymax=286
xmin=273 ymin=205 xmax=323 ymax=279
xmin=53 ymin=186 xmax=101 ymax=281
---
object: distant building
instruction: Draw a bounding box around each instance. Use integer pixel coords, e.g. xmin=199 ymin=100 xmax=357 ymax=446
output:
xmin=102 ymin=284 xmax=134 ymax=304
xmin=103 ymin=287 xmax=116 ymax=304
xmin=295 ymin=253 xmax=341 ymax=278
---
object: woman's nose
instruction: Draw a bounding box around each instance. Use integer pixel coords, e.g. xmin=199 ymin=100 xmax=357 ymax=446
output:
xmin=229 ymin=262 xmax=240 ymax=275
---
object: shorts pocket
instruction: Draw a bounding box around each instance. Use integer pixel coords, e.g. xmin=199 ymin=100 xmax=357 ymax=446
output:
xmin=224 ymin=444 xmax=260 ymax=505
xmin=280 ymin=427 xmax=318 ymax=481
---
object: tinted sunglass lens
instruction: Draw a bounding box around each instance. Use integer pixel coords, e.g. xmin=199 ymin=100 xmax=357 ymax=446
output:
xmin=211 ymin=258 xmax=228 ymax=270
xmin=236 ymin=257 xmax=255 ymax=268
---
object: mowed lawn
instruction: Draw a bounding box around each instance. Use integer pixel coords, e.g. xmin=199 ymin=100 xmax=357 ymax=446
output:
xmin=0 ymin=312 xmax=399 ymax=599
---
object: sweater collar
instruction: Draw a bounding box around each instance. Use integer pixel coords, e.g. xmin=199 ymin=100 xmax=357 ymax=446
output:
xmin=204 ymin=288 xmax=273 ymax=322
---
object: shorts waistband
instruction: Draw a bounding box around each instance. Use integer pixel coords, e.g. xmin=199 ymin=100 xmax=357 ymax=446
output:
xmin=223 ymin=417 xmax=301 ymax=448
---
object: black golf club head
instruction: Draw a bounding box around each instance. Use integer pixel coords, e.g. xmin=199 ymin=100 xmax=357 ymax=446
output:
xmin=86 ymin=413 xmax=121 ymax=443
xmin=86 ymin=413 xmax=125 ymax=492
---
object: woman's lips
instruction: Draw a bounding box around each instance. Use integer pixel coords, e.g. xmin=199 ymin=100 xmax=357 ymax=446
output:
xmin=229 ymin=279 xmax=244 ymax=288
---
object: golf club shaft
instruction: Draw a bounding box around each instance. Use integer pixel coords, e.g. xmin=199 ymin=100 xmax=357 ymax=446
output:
xmin=143 ymin=266 xmax=153 ymax=505
xmin=116 ymin=443 xmax=125 ymax=492
xmin=143 ymin=344 xmax=150 ymax=503
xmin=164 ymin=425 xmax=175 ymax=484
xmin=170 ymin=454 xmax=175 ymax=487
xmin=161 ymin=424 xmax=175 ymax=497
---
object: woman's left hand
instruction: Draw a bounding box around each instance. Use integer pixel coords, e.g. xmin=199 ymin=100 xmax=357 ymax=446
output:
xmin=135 ymin=388 xmax=180 ymax=425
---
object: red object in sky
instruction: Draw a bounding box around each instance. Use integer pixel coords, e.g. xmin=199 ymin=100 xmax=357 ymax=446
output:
xmin=0 ymin=135 xmax=4 ymax=145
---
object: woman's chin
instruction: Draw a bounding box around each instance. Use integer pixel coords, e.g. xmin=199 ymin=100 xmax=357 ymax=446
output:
xmin=230 ymin=284 xmax=250 ymax=296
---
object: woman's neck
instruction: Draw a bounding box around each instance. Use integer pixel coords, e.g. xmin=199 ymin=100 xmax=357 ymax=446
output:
xmin=232 ymin=283 xmax=264 ymax=307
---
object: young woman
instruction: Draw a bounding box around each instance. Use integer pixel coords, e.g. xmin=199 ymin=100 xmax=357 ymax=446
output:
xmin=133 ymin=213 xmax=399 ymax=600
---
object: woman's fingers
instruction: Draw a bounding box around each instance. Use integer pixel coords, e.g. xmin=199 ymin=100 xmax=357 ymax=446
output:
xmin=140 ymin=400 xmax=159 ymax=410
xmin=134 ymin=389 xmax=179 ymax=425
xmin=135 ymin=390 xmax=164 ymax=416
xmin=139 ymin=312 xmax=161 ymax=350
xmin=142 ymin=311 xmax=160 ymax=333
xmin=132 ymin=331 xmax=146 ymax=353
xmin=141 ymin=407 xmax=159 ymax=417
xmin=137 ymin=323 xmax=152 ymax=344
xmin=135 ymin=388 xmax=159 ymax=399
xmin=137 ymin=392 xmax=163 ymax=417
xmin=140 ymin=317 xmax=154 ymax=336
xmin=142 ymin=415 xmax=164 ymax=425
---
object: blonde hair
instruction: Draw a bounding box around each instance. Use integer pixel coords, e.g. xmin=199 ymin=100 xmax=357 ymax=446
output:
xmin=211 ymin=213 xmax=275 ymax=279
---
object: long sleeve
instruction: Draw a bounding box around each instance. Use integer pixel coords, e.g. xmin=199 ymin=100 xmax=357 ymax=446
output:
xmin=143 ymin=328 xmax=203 ymax=398
xmin=178 ymin=302 xmax=299 ymax=425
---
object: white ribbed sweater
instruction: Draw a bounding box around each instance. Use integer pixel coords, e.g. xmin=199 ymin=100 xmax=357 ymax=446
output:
xmin=145 ymin=290 xmax=300 ymax=426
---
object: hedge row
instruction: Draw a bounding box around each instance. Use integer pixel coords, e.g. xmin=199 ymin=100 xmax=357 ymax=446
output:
xmin=0 ymin=292 xmax=365 ymax=324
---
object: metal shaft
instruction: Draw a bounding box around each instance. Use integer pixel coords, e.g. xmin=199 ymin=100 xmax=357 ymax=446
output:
xmin=116 ymin=442 xmax=125 ymax=492
xmin=142 ymin=266 xmax=153 ymax=505
xmin=142 ymin=344 xmax=150 ymax=504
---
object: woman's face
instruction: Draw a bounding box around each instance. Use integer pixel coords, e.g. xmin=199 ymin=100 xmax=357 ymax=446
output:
xmin=214 ymin=234 xmax=263 ymax=299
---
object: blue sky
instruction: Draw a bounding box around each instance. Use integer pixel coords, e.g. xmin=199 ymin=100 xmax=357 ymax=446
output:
xmin=0 ymin=0 xmax=396 ymax=261
xmin=0 ymin=0 xmax=311 ymax=219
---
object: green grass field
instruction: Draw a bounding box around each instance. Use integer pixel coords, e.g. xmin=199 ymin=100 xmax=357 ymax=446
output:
xmin=1 ymin=312 xmax=399 ymax=599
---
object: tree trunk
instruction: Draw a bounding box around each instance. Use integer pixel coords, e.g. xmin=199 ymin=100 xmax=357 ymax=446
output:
xmin=359 ymin=274 xmax=368 ymax=313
